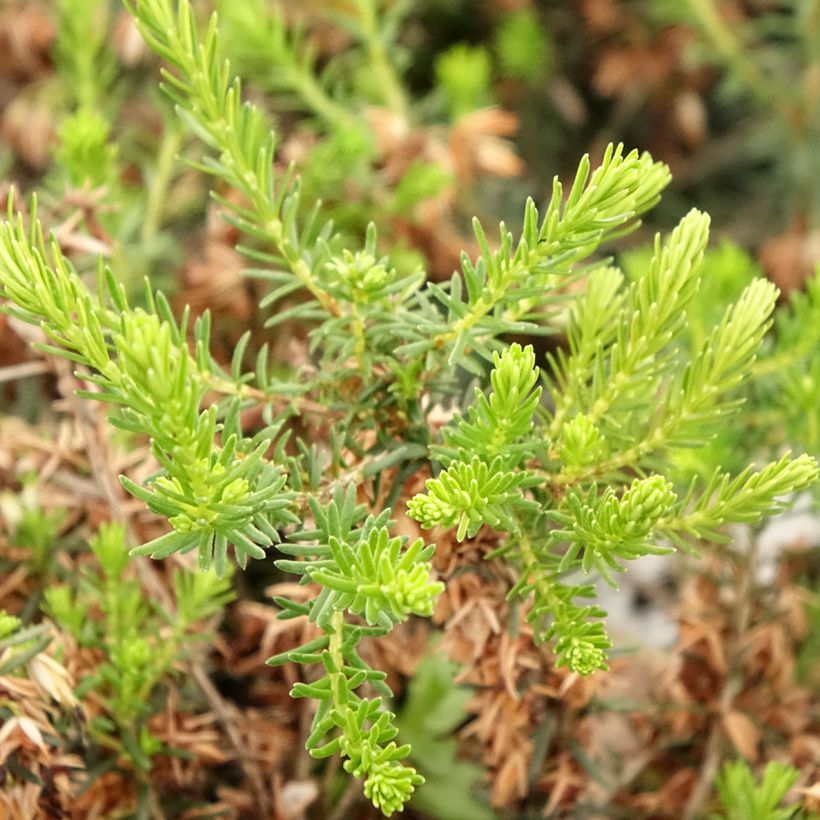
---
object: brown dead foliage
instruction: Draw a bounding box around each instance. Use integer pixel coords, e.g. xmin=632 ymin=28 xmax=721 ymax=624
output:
xmin=0 ymin=657 xmax=84 ymax=817
xmin=420 ymin=521 xmax=819 ymax=817
xmin=580 ymin=0 xmax=711 ymax=163
xmin=1 ymin=93 xmax=55 ymax=171
xmin=0 ymin=4 xmax=54 ymax=83
xmin=759 ymin=223 xmax=820 ymax=295
xmin=366 ymin=105 xmax=524 ymax=279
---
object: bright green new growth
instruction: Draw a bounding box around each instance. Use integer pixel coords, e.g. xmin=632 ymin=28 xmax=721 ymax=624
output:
xmin=314 ymin=528 xmax=442 ymax=625
xmin=408 ymin=213 xmax=818 ymax=675
xmin=438 ymin=343 xmax=543 ymax=465
xmin=552 ymin=476 xmax=677 ymax=585
xmin=408 ymin=343 xmax=543 ymax=539
xmin=0 ymin=201 xmax=294 ymax=578
xmin=407 ymin=454 xmax=538 ymax=541
xmin=268 ymin=487 xmax=440 ymax=815
xmin=712 ymin=760 xmax=801 ymax=820
xmin=0 ymin=0 xmax=817 ymax=814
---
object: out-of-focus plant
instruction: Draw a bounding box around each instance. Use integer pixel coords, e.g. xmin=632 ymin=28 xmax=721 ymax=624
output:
xmin=396 ymin=651 xmax=494 ymax=820
xmin=0 ymin=611 xmax=52 ymax=677
xmin=653 ymin=0 xmax=820 ymax=280
xmin=0 ymin=481 xmax=67 ymax=576
xmin=712 ymin=760 xmax=803 ymax=820
xmin=43 ymin=522 xmax=233 ymax=774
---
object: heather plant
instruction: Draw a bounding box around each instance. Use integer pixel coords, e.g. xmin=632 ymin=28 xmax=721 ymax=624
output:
xmin=43 ymin=522 xmax=234 ymax=774
xmin=0 ymin=1 xmax=818 ymax=815
xmin=0 ymin=523 xmax=233 ymax=811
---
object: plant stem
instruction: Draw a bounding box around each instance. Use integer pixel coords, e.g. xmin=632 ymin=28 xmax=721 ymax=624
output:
xmin=329 ymin=609 xmax=346 ymax=689
xmin=142 ymin=124 xmax=183 ymax=244
xmin=203 ymin=373 xmax=341 ymax=418
xmin=286 ymin=64 xmax=354 ymax=128
xmin=356 ymin=0 xmax=408 ymax=121
xmin=517 ymin=531 xmax=559 ymax=623
xmin=139 ymin=0 xmax=343 ymax=318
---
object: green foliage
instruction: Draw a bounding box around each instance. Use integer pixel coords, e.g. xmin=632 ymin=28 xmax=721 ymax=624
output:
xmin=55 ymin=110 xmax=119 ymax=188
xmin=216 ymin=0 xmax=406 ymax=126
xmin=0 ymin=611 xmax=19 ymax=642
xmin=659 ymin=454 xmax=819 ymax=546
xmin=409 ymin=211 xmax=818 ymax=677
xmin=0 ymin=0 xmax=818 ymax=813
xmin=559 ymin=413 xmax=607 ymax=471
xmin=54 ymin=0 xmax=115 ymax=114
xmin=0 ymin=198 xmax=296 ymax=573
xmin=495 ymin=8 xmax=551 ymax=82
xmin=437 ymin=343 xmax=542 ymax=466
xmin=215 ymin=0 xmax=441 ymax=242
xmin=399 ymin=143 xmax=670 ymax=380
xmin=654 ymin=0 xmax=820 ymax=232
xmin=43 ymin=522 xmax=234 ymax=772
xmin=552 ymin=476 xmax=677 ymax=584
xmin=762 ymin=269 xmax=820 ymax=460
xmin=270 ymin=605 xmax=424 ymax=817
xmin=51 ymin=0 xmax=121 ymax=201
xmin=0 ymin=482 xmax=67 ymax=574
xmin=310 ymin=527 xmax=442 ymax=626
xmin=409 ymin=454 xmax=536 ymax=540
xmin=396 ymin=652 xmax=495 ymax=820
xmin=268 ymin=487 xmax=442 ymax=814
xmin=0 ymin=611 xmax=52 ymax=677
xmin=712 ymin=760 xmax=802 ymax=820
xmin=216 ymin=0 xmax=351 ymax=126
xmin=435 ymin=44 xmax=493 ymax=118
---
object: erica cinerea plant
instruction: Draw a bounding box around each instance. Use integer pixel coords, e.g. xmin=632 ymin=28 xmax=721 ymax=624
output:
xmin=0 ymin=0 xmax=816 ymax=814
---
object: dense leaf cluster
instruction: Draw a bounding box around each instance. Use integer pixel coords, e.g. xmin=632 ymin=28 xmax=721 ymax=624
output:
xmin=0 ymin=0 xmax=817 ymax=814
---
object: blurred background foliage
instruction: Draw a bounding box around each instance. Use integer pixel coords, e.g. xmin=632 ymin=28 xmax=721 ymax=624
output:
xmin=4 ymin=0 xmax=820 ymax=285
